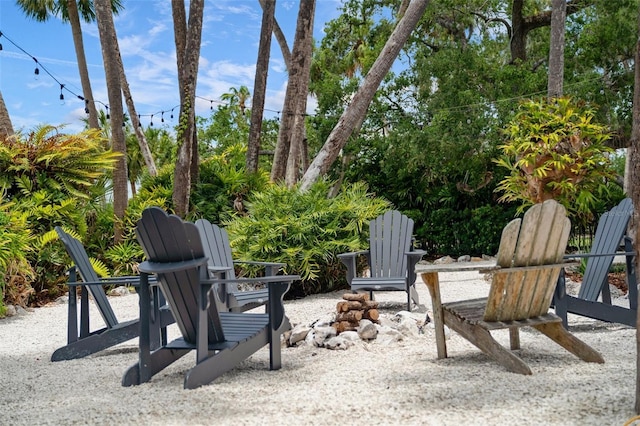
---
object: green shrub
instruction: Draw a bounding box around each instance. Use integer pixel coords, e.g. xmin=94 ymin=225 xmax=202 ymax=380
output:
xmin=225 ymin=181 xmax=391 ymax=297
xmin=495 ymin=97 xmax=615 ymax=224
xmin=0 ymin=208 xmax=35 ymax=314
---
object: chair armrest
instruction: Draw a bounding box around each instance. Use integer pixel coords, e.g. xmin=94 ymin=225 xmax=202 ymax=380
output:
xmin=337 ymin=251 xmax=370 ymax=284
xmin=405 ymin=250 xmax=426 ymax=285
xmin=564 ymin=252 xmax=636 ymax=260
xmin=337 ymin=250 xmax=369 ymax=259
xmin=139 ymin=257 xmax=209 ymax=274
xmin=232 ymin=260 xmax=286 ymax=275
xmin=204 ymin=274 xmax=300 ymax=286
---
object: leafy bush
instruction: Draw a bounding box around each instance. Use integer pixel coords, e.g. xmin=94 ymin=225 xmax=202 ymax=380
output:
xmin=495 ymin=97 xmax=615 ymax=224
xmin=418 ymin=204 xmax=519 ymax=257
xmin=225 ymin=181 xmax=391 ymax=297
xmin=0 ymin=208 xmax=35 ymax=315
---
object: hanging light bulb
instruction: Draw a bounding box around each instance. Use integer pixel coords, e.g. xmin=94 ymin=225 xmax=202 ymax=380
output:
xmin=161 ymin=112 xmax=165 ymax=123
xmin=59 ymin=84 xmax=65 ymax=104
xmin=84 ymin=99 xmax=89 ymax=114
xmin=150 ymin=114 xmax=154 ymax=127
xmin=210 ymin=100 xmax=213 ymax=111
xmin=105 ymin=105 xmax=110 ymax=119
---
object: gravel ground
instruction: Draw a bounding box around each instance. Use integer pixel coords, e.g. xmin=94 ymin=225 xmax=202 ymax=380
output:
xmin=1 ymin=270 xmax=638 ymax=426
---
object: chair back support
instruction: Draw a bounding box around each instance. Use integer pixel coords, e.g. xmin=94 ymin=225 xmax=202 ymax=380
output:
xmin=486 ymin=200 xmax=571 ymax=321
xmin=136 ymin=207 xmax=224 ymax=344
xmin=369 ymin=210 xmax=414 ymax=279
xmin=55 ymin=226 xmax=118 ymax=328
xmin=578 ymin=198 xmax=633 ymax=301
xmin=194 ymin=219 xmax=238 ymax=286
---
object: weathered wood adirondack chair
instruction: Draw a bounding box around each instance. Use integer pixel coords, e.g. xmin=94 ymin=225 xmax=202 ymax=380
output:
xmin=554 ymin=198 xmax=637 ymax=327
xmin=423 ymin=200 xmax=604 ymax=375
xmin=122 ymin=207 xmax=299 ymax=389
xmin=195 ymin=218 xmax=283 ymax=313
xmin=51 ymin=227 xmax=173 ymax=361
xmin=338 ymin=210 xmax=425 ymax=311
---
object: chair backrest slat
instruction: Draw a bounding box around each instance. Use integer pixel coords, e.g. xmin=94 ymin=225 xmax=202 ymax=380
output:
xmin=55 ymin=226 xmax=118 ymax=328
xmin=369 ymin=210 xmax=413 ymax=278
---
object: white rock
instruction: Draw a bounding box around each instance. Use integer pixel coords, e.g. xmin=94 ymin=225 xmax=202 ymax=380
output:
xmin=324 ymin=336 xmax=349 ymax=350
xmin=357 ymin=320 xmax=378 ymax=340
xmin=289 ymin=324 xmax=311 ymax=346
xmin=108 ymin=286 xmax=130 ymax=297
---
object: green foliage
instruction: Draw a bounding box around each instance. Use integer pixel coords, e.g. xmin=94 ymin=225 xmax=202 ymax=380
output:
xmin=495 ymin=97 xmax=615 ymax=224
xmin=225 ymin=181 xmax=391 ymax=297
xmin=190 ymin=145 xmax=269 ymax=223
xmin=419 ymin=204 xmax=519 ymax=257
xmin=0 ymin=125 xmax=119 ymax=303
xmin=0 ymin=207 xmax=35 ymax=314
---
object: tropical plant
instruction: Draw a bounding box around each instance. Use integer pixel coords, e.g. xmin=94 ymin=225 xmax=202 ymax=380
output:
xmin=0 ymin=206 xmax=34 ymax=315
xmin=225 ymin=180 xmax=391 ymax=297
xmin=495 ymin=97 xmax=615 ymax=223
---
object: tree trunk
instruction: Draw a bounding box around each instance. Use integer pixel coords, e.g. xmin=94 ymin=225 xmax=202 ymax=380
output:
xmin=171 ymin=0 xmax=204 ymax=217
xmin=259 ymin=0 xmax=291 ymax=69
xmin=285 ymin=3 xmax=314 ymax=187
xmin=510 ymin=0 xmax=527 ymax=63
xmin=116 ymin=50 xmax=158 ymax=177
xmin=67 ymin=0 xmax=99 ymax=129
xmin=0 ymin=90 xmax=14 ymax=138
xmin=299 ymin=0 xmax=429 ymax=192
xmin=271 ymin=0 xmax=315 ymax=183
xmin=94 ymin=0 xmax=127 ymax=242
xmin=547 ymin=0 xmax=566 ymax=98
xmin=632 ymin=1 xmax=640 ymax=414
xmin=247 ymin=0 xmax=275 ymax=173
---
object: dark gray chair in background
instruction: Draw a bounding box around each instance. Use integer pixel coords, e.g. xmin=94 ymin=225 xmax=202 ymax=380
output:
xmin=338 ymin=210 xmax=425 ymax=311
xmin=553 ymin=198 xmax=637 ymax=328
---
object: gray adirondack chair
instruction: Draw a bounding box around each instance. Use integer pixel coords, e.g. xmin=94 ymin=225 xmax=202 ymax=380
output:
xmin=338 ymin=210 xmax=425 ymax=311
xmin=122 ymin=207 xmax=299 ymax=389
xmin=195 ymin=218 xmax=283 ymax=313
xmin=554 ymin=198 xmax=637 ymax=327
xmin=423 ymin=200 xmax=604 ymax=374
xmin=51 ymin=227 xmax=173 ymax=361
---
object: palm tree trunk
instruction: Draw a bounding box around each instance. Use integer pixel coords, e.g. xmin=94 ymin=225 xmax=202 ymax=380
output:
xmin=247 ymin=0 xmax=275 ymax=173
xmin=116 ymin=53 xmax=158 ymax=177
xmin=95 ymin=0 xmax=127 ymax=242
xmin=171 ymin=0 xmax=204 ymax=217
xmin=271 ymin=0 xmax=315 ymax=183
xmin=67 ymin=0 xmax=100 ymax=129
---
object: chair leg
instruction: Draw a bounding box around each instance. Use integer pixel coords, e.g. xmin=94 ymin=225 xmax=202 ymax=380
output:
xmin=122 ymin=348 xmax=190 ymax=386
xmin=509 ymin=327 xmax=520 ymax=350
xmin=443 ymin=310 xmax=532 ymax=375
xmin=532 ymin=322 xmax=604 ymax=363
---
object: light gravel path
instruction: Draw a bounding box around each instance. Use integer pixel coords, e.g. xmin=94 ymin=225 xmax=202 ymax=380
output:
xmin=1 ymin=270 xmax=638 ymax=425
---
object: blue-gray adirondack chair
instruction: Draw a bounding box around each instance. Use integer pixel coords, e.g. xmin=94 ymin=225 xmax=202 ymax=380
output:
xmin=553 ymin=198 xmax=637 ymax=328
xmin=338 ymin=210 xmax=425 ymax=311
xmin=122 ymin=207 xmax=299 ymax=389
xmin=426 ymin=200 xmax=604 ymax=374
xmin=51 ymin=226 xmax=174 ymax=361
xmin=195 ymin=218 xmax=283 ymax=313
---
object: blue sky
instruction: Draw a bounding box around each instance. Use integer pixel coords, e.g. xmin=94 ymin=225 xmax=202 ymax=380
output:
xmin=0 ymin=1 xmax=341 ymax=133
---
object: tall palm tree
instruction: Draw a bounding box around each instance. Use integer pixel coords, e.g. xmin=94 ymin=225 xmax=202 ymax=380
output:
xmin=16 ymin=0 xmax=123 ymax=129
xmin=247 ymin=0 xmax=275 ymax=173
xmin=172 ymin=0 xmax=205 ymax=218
xmin=94 ymin=0 xmax=127 ymax=242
